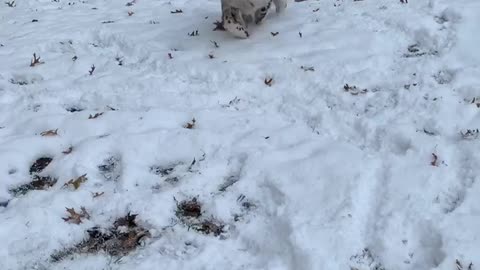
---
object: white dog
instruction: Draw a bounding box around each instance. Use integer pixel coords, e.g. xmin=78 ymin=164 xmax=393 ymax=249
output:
xmin=221 ymin=0 xmax=287 ymax=38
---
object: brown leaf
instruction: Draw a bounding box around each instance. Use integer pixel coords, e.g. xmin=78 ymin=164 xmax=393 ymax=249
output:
xmin=184 ymin=118 xmax=196 ymax=129
xmin=264 ymin=77 xmax=274 ymax=87
xmin=63 ymin=174 xmax=87 ymax=190
xmin=40 ymin=129 xmax=58 ymax=136
xmin=62 ymin=207 xmax=90 ymax=224
xmin=30 ymin=53 xmax=44 ymax=67
xmin=89 ymin=112 xmax=104 ymax=119
xmin=176 ymin=198 xmax=202 ymax=218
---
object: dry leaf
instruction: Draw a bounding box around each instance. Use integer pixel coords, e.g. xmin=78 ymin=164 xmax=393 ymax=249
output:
xmin=89 ymin=65 xmax=95 ymax=75
xmin=176 ymin=197 xmax=202 ymax=218
xmin=301 ymin=66 xmax=315 ymax=72
xmin=88 ymin=112 xmax=103 ymax=119
xmin=431 ymin=153 xmax=438 ymax=167
xmin=63 ymin=174 xmax=87 ymax=190
xmin=62 ymin=207 xmax=90 ymax=224
xmin=62 ymin=146 xmax=73 ymax=154
xmin=30 ymin=53 xmax=44 ymax=67
xmin=92 ymin=191 xmax=104 ymax=198
xmin=264 ymin=77 xmax=273 ymax=87
xmin=343 ymin=84 xmax=368 ymax=95
xmin=184 ymin=118 xmax=196 ymax=129
xmin=40 ymin=129 xmax=58 ymax=136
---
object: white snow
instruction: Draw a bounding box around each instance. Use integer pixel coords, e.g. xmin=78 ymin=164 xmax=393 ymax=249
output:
xmin=1 ymin=0 xmax=479 ymax=269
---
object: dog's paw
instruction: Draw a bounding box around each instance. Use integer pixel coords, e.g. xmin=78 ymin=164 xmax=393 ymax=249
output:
xmin=224 ymin=21 xmax=249 ymax=39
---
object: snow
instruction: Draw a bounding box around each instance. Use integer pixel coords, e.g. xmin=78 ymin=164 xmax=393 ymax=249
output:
xmin=1 ymin=0 xmax=479 ymax=269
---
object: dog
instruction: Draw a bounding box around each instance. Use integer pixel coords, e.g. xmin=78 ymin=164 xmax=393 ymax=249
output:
xmin=221 ymin=0 xmax=287 ymax=38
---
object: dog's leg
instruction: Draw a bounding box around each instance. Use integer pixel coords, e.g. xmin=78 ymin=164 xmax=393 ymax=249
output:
xmin=272 ymin=0 xmax=287 ymax=13
xmin=254 ymin=0 xmax=272 ymax=24
xmin=222 ymin=7 xmax=249 ymax=38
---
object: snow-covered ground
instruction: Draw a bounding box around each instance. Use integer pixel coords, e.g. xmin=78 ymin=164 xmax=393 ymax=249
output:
xmin=1 ymin=0 xmax=479 ymax=269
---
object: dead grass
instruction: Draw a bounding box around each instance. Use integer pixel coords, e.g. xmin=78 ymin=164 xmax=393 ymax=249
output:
xmin=175 ymin=197 xmax=202 ymax=218
xmin=9 ymin=175 xmax=57 ymax=196
xmin=51 ymin=212 xmax=150 ymax=262
xmin=175 ymin=197 xmax=225 ymax=237
xmin=9 ymin=157 xmax=57 ymax=196
xmin=63 ymin=174 xmax=87 ymax=190
xmin=30 ymin=157 xmax=52 ymax=174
